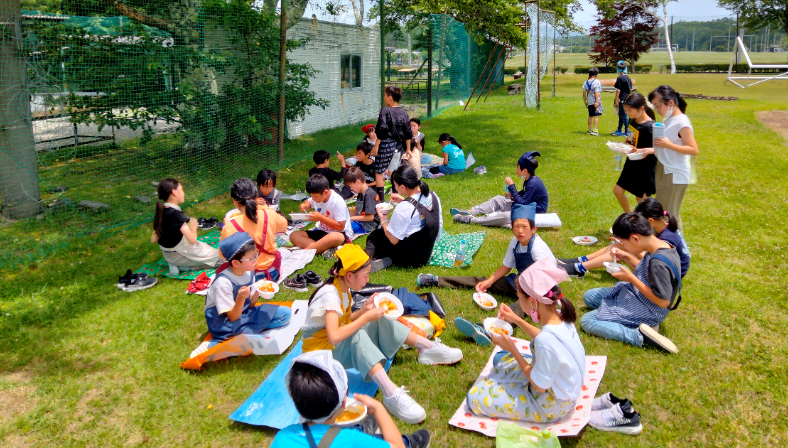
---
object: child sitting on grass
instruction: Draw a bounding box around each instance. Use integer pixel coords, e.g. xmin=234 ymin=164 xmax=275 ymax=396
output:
xmin=580 ymin=213 xmax=682 ymax=354
xmin=403 ymin=118 xmax=424 ymax=177
xmin=464 ymin=259 xmax=586 ymax=424
xmin=362 ymin=123 xmax=377 ymax=146
xmin=354 ymin=142 xmax=377 ymax=185
xmin=272 ymin=350 xmax=431 ymax=448
xmin=256 ymin=169 xmax=282 ymax=207
xmin=289 ymin=175 xmax=353 ymax=258
xmin=151 ymin=178 xmax=221 ymax=276
xmin=192 ymin=232 xmax=291 ymax=357
xmin=428 ymin=133 xmax=465 ymax=176
xmin=418 ymin=203 xmax=556 ymax=321
xmin=309 ymin=149 xmax=353 ymax=199
xmin=345 ymin=167 xmax=380 ymax=235
xmin=301 ymin=244 xmax=463 ymax=424
xmin=452 ymin=151 xmax=548 ymax=227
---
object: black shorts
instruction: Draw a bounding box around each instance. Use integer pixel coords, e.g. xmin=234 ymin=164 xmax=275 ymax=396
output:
xmin=306 ymin=229 xmax=351 ymax=244
xmin=587 ymin=105 xmax=602 ymax=117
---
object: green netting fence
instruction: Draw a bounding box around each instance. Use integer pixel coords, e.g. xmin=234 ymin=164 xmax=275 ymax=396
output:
xmin=0 ymin=0 xmax=502 ymax=270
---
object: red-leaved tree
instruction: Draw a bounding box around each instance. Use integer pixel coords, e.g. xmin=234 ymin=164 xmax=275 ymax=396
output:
xmin=589 ymin=2 xmax=659 ymax=71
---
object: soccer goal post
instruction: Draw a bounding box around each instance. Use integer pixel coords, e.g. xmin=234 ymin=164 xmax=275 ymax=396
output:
xmin=727 ymin=36 xmax=788 ymax=88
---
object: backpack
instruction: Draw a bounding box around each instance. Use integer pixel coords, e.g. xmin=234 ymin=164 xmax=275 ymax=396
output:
xmin=651 ymin=253 xmax=683 ymax=310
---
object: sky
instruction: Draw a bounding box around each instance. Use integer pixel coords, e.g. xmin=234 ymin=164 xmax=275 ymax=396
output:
xmin=572 ymin=0 xmax=735 ymax=32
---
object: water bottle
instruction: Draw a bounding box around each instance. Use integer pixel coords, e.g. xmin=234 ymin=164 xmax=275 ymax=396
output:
xmin=454 ymin=240 xmax=467 ymax=267
xmin=653 ymin=122 xmax=666 ymax=148
xmin=504 ymin=184 xmax=511 ymax=200
xmin=614 ymin=153 xmax=624 ymax=171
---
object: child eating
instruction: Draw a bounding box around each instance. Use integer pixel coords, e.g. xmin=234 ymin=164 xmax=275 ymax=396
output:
xmin=354 ymin=142 xmax=377 ymax=185
xmin=256 ymin=169 xmax=282 ymax=207
xmin=289 ymin=174 xmax=353 ymax=259
xmin=465 ymin=259 xmax=585 ymax=423
xmin=345 ymin=167 xmax=380 ymax=235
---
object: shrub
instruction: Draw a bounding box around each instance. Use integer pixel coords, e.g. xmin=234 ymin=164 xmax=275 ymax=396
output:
xmin=503 ymin=67 xmax=518 ymax=75
xmin=574 ymin=65 xmax=616 ymax=74
xmin=637 ymin=65 xmax=651 ymax=73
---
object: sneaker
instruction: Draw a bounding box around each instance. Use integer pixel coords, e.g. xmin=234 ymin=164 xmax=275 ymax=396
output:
xmin=449 ymin=208 xmax=472 ymax=217
xmin=189 ymin=341 xmax=211 ymax=359
xmin=416 ymin=273 xmax=438 ymax=288
xmin=322 ymin=248 xmax=338 ymax=260
xmin=587 ymin=130 xmax=594 ymax=135
xmin=557 ymin=257 xmax=581 ymax=266
xmin=639 ymin=324 xmax=678 ymax=354
xmin=382 ymin=387 xmax=426 ymax=424
xmin=304 ymin=270 xmax=322 ymax=287
xmin=116 ymin=269 xmax=149 ymax=289
xmin=592 ymin=392 xmax=631 ymax=412
xmin=611 ymin=131 xmax=627 ymax=137
xmin=589 ymin=403 xmax=643 ymax=435
xmin=122 ymin=275 xmax=158 ymax=292
xmin=417 ymin=338 xmax=463 ymax=365
xmin=404 ymin=429 xmax=431 ymax=448
xmin=370 ymin=257 xmax=392 ymax=274
xmin=454 ymin=317 xmax=492 ymax=346
xmin=453 ymin=214 xmax=472 ymax=224
xmin=359 ymin=415 xmax=380 ymax=436
xmin=198 ymin=217 xmax=218 ymax=230
xmin=283 ymin=274 xmax=308 ymax=292
xmin=558 ymin=261 xmax=585 ymax=278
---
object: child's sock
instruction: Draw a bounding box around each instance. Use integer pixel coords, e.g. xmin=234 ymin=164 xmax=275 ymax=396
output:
xmin=579 ymin=255 xmax=589 ymax=262
xmin=414 ymin=335 xmax=436 ymax=352
xmin=574 ymin=262 xmax=588 ymax=274
xmin=371 ymin=370 xmax=398 ymax=398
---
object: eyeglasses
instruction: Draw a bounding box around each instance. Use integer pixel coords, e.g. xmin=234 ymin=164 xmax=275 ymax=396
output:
xmin=240 ymin=251 xmax=259 ymax=262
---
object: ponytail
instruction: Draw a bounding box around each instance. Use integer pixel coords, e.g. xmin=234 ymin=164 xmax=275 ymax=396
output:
xmin=391 ymin=165 xmax=429 ymax=196
xmin=634 ymin=197 xmax=678 ymax=232
xmin=550 ymin=286 xmax=577 ymax=324
xmin=437 ymin=133 xmax=462 ymax=149
xmin=623 ymin=92 xmax=656 ymax=120
xmin=154 ymin=178 xmax=180 ymax=238
xmin=230 ymin=178 xmax=259 ymax=224
xmin=648 ymin=85 xmax=688 ymax=114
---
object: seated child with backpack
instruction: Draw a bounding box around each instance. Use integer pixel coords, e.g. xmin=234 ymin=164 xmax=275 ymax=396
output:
xmin=345 ymin=167 xmax=380 ymax=235
xmin=428 ymin=133 xmax=465 ymax=176
xmin=301 ymin=244 xmax=463 ymax=424
xmin=580 ymin=213 xmax=682 ymax=354
xmin=452 ymin=151 xmax=548 ymax=227
xmin=465 ymin=258 xmax=585 ymax=423
xmin=289 ymin=174 xmax=353 ymax=257
xmin=417 ymin=203 xmax=556 ymax=320
xmin=256 ymin=169 xmax=282 ymax=208
xmin=272 ymin=350 xmax=431 ymax=448
xmin=192 ymin=232 xmax=291 ymax=357
xmin=151 ymin=178 xmax=221 ymax=276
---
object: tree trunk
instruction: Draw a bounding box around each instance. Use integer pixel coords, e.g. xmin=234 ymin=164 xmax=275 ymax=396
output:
xmin=0 ymin=2 xmax=42 ymax=219
xmin=348 ymin=0 xmax=364 ymax=27
xmin=661 ymin=4 xmax=676 ymax=74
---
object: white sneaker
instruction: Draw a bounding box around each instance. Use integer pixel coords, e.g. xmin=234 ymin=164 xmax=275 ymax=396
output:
xmin=189 ymin=341 xmax=211 ymax=359
xmin=589 ymin=403 xmax=643 ymax=435
xmin=383 ymin=387 xmax=426 ymax=424
xmin=417 ymin=338 xmax=463 ymax=365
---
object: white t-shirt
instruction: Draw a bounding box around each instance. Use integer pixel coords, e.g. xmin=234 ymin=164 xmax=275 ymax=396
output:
xmin=655 ymin=114 xmax=694 ymax=184
xmin=583 ymin=79 xmax=602 ymax=105
xmin=310 ymin=190 xmax=353 ymax=234
xmin=204 ymin=270 xmax=252 ymax=313
xmin=529 ymin=322 xmax=586 ymax=402
xmin=302 ymin=284 xmax=352 ymax=332
xmin=502 ymin=235 xmax=556 ymax=269
xmin=387 ymin=191 xmax=443 ymax=241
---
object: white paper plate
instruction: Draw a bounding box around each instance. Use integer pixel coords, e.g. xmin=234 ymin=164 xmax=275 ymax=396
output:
xmin=473 ymin=292 xmax=497 ymax=310
xmin=374 ymin=293 xmax=404 ymax=320
xmin=603 ymin=262 xmax=623 ymax=274
xmin=334 ymin=399 xmax=368 ymax=427
xmin=606 ymin=141 xmax=632 ymax=153
xmin=483 ymin=318 xmax=514 ymax=337
xmin=626 ymin=151 xmax=645 ymax=160
xmin=289 ymin=213 xmax=312 ymax=221
xmin=254 ymin=279 xmax=279 ymax=300
xmin=572 ymin=236 xmax=598 ymax=246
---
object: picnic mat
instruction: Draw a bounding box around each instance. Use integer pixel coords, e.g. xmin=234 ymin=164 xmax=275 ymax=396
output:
xmin=136 ymin=230 xmax=220 ymax=280
xmin=229 ymin=340 xmax=394 ymax=429
xmin=428 ymin=229 xmax=486 ymax=268
xmin=535 ymin=213 xmax=562 ymax=228
xmin=448 ymin=339 xmax=607 ymax=437
xmin=180 ymin=300 xmax=308 ymax=370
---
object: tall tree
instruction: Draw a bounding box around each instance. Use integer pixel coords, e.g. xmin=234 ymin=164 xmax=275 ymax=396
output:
xmin=346 ymin=0 xmax=365 ymax=26
xmin=717 ymin=0 xmax=788 ymax=43
xmin=589 ymin=2 xmax=659 ymax=70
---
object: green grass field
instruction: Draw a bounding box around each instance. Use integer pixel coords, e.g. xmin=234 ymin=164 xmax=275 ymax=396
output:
xmin=506 ymin=50 xmax=788 ymax=71
xmin=2 ymin=73 xmax=788 ymax=447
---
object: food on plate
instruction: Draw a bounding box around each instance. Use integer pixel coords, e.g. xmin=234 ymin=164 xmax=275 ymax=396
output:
xmin=336 ymin=406 xmax=364 ymax=423
xmin=378 ymin=300 xmax=398 ymax=314
xmin=255 ymin=280 xmax=275 ymax=293
xmin=581 ymin=237 xmax=592 ymax=242
xmin=490 ymin=326 xmax=510 ymax=336
xmin=481 ymin=298 xmax=494 ymax=307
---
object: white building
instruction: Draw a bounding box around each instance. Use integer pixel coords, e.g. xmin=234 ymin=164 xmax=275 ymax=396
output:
xmin=286 ymin=18 xmax=381 ymax=138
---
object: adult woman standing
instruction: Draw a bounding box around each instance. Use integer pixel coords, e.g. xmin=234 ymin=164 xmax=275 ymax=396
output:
xmin=646 ymin=85 xmax=699 ymax=232
xmin=371 ymin=86 xmax=412 ymax=200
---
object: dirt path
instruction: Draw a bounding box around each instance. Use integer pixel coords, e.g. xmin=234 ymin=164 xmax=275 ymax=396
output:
xmin=756 ymin=110 xmax=788 ymax=146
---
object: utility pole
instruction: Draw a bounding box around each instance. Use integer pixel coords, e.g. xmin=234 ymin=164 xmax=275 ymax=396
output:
xmin=737 ymin=14 xmax=743 ymax=63
xmin=692 ymin=27 xmax=695 ymax=52
xmin=727 ymin=24 xmax=731 ymax=52
xmin=379 ymin=0 xmax=385 ymax=108
xmin=670 ymin=16 xmax=674 ymax=49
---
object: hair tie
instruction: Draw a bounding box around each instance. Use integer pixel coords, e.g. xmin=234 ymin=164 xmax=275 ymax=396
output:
xmin=663 ymin=211 xmax=667 ymax=216
xmin=547 ymin=290 xmax=553 ymax=298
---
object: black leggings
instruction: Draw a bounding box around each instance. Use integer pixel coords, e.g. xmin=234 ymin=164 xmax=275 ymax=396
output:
xmin=365 ymin=228 xmax=429 ymax=268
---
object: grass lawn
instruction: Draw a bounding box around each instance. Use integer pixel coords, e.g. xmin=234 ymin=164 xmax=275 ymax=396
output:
xmin=2 ymin=73 xmax=788 ymax=447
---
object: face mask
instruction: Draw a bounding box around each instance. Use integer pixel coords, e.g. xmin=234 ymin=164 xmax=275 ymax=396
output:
xmin=662 ymin=105 xmax=674 ymax=121
xmin=519 ymin=173 xmax=528 ymax=180
xmin=528 ymin=299 xmax=540 ymax=323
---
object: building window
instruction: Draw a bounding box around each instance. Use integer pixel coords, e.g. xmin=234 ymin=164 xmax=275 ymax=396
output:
xmin=341 ymin=54 xmax=362 ymax=90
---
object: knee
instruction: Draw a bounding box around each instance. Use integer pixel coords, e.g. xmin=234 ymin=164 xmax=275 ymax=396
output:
xmin=579 ymin=311 xmax=597 ymax=332
xmin=276 ymin=306 xmax=292 ymax=323
xmin=583 ymin=289 xmax=601 ymax=309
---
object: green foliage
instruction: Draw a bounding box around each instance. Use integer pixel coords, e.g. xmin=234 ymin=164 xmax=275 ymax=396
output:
xmin=574 ymin=65 xmax=617 ymax=74
xmin=717 ymin=0 xmax=788 ymax=36
xmin=637 ymin=64 xmax=651 ymax=73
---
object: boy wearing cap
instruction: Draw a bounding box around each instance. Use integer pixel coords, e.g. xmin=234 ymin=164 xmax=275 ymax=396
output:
xmin=192 ymin=232 xmax=292 ymax=357
xmin=452 ymin=151 xmax=549 ymax=227
xmin=272 ymin=350 xmax=431 ymax=448
xmin=612 ymin=60 xmax=632 ymax=137
xmin=419 ymin=203 xmax=556 ymax=320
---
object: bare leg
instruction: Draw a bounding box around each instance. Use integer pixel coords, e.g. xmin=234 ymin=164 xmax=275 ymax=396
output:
xmin=375 ymin=172 xmax=384 ymax=191
xmin=289 ymin=231 xmax=345 ymax=254
xmin=583 ymin=248 xmax=641 ymax=271
xmin=593 ymin=116 xmax=600 ymax=130
xmin=613 ymin=184 xmax=632 ymax=213
xmin=587 ymin=116 xmax=592 ymax=131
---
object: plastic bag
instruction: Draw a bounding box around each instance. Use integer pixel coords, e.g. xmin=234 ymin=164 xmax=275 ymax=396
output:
xmin=496 ymin=422 xmax=561 ymax=448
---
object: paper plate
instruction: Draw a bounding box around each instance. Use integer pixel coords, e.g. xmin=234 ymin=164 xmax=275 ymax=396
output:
xmin=626 ymin=151 xmax=645 ymax=160
xmin=473 ymin=292 xmax=497 ymax=310
xmin=289 ymin=213 xmax=312 ymax=221
xmin=374 ymin=293 xmax=404 ymax=320
xmin=483 ymin=318 xmax=514 ymax=338
xmin=334 ymin=399 xmax=368 ymax=427
xmin=603 ymin=262 xmax=623 ymax=274
xmin=606 ymin=141 xmax=632 ymax=153
xmin=254 ymin=279 xmax=279 ymax=300
xmin=572 ymin=236 xmax=598 ymax=246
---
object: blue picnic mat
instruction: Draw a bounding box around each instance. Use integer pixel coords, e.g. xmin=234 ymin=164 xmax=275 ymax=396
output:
xmin=229 ymin=340 xmax=394 ymax=429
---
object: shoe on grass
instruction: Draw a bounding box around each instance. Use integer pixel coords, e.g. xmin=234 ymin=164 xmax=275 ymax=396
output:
xmin=558 ymin=261 xmax=585 ymax=278
xmin=416 ymin=273 xmax=438 ymax=288
xmin=404 ymin=429 xmax=431 ymax=448
xmin=611 ymin=131 xmax=627 ymax=137
xmin=370 ymin=257 xmax=392 ymax=274
xmin=122 ymin=275 xmax=158 ymax=292
xmin=304 ymin=270 xmax=322 ymax=287
xmin=450 ymin=208 xmax=472 ymax=216
xmin=639 ymin=324 xmax=678 ymax=354
xmin=592 ymin=392 xmax=632 ymax=412
xmin=283 ymin=274 xmax=308 ymax=292
xmin=557 ymin=257 xmax=581 ymax=266
xmin=418 ymin=338 xmax=463 ymax=365
xmin=453 ymin=214 xmax=472 ymax=224
xmin=359 ymin=415 xmax=380 ymax=436
xmin=454 ymin=317 xmax=492 ymax=346
xmin=589 ymin=403 xmax=643 ymax=435
xmin=117 ymin=269 xmax=148 ymax=289
xmin=322 ymin=247 xmax=338 ymax=260
xmin=383 ymin=387 xmax=426 ymax=424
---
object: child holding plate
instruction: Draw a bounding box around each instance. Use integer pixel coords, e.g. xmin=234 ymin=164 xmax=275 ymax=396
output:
xmin=465 ymin=259 xmax=585 ymax=424
xmin=302 ymin=244 xmax=463 ymax=424
xmin=613 ymin=92 xmax=658 ymax=213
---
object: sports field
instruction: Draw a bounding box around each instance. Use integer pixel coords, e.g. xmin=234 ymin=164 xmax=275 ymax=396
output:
xmin=506 ymin=50 xmax=788 ymax=70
